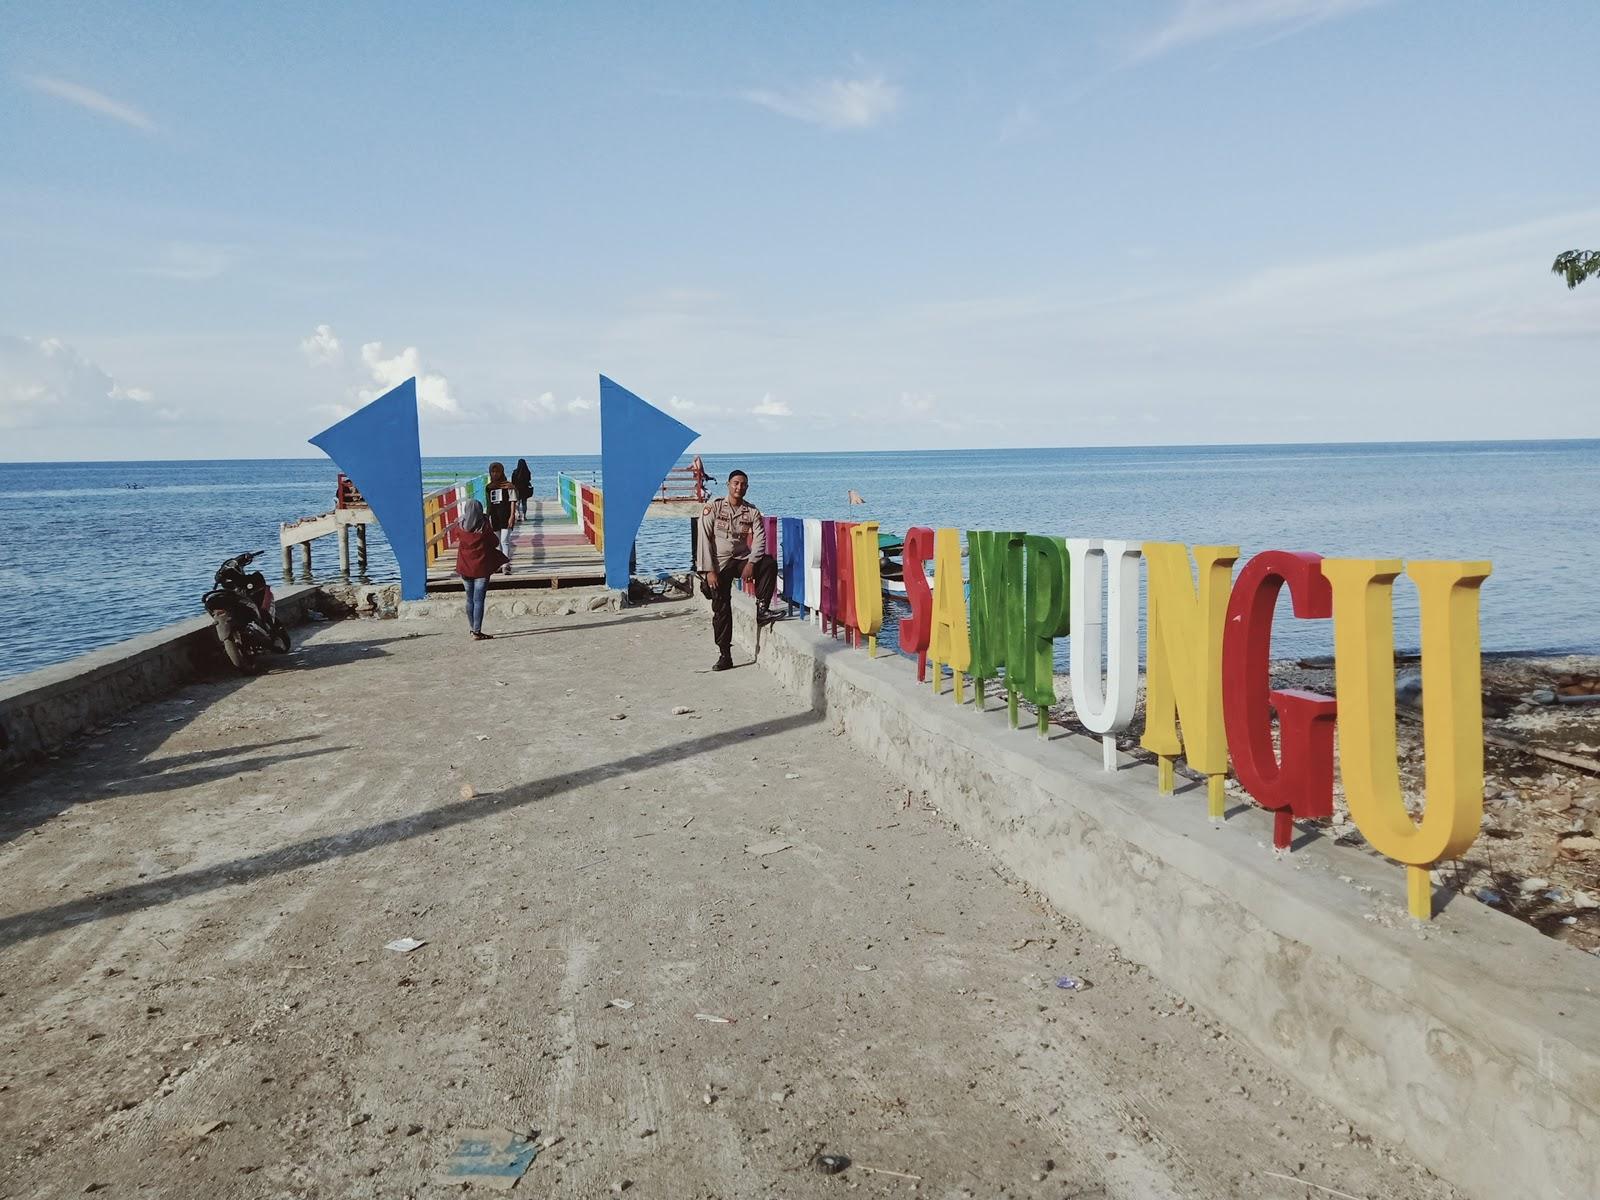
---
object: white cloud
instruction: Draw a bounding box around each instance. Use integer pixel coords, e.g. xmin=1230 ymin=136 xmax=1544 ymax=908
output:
xmin=566 ymin=396 xmax=593 ymax=414
xmin=300 ymin=324 xmax=342 ymax=366
xmin=1131 ymin=0 xmax=1387 ymax=61
xmin=743 ymin=75 xmax=901 ymax=129
xmin=751 ymin=394 xmax=791 ymax=417
xmin=0 ymin=335 xmax=176 ymax=429
xmin=21 ymin=74 xmax=158 ymax=132
xmin=898 ymin=392 xmax=934 ymax=415
xmin=359 ymin=341 xmax=459 ymax=415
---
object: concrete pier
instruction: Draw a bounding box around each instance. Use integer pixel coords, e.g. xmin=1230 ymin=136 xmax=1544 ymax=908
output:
xmin=0 ymin=601 xmax=1464 ymax=1199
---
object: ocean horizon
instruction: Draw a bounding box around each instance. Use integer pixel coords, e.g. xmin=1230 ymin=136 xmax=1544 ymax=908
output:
xmin=3 ymin=437 xmax=1597 ymax=681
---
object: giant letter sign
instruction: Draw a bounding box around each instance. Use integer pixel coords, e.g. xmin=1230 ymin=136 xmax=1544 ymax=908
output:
xmin=1141 ymin=542 xmax=1240 ymax=817
xmin=819 ymin=520 xmax=837 ymax=634
xmin=834 ymin=521 xmax=859 ymax=643
xmin=1021 ymin=534 xmax=1070 ymax=735
xmin=1323 ymin=558 xmax=1492 ymax=919
xmin=1222 ymin=551 xmax=1337 ymax=849
xmin=900 ymin=526 xmax=934 ymax=680
xmin=780 ymin=516 xmax=806 ymax=610
xmin=804 ymin=518 xmax=823 ymax=627
xmin=929 ymin=527 xmax=971 ymax=698
xmin=599 ymin=376 xmax=699 ymax=591
xmin=967 ymin=530 xmax=1018 ymax=710
xmin=1067 ymin=539 xmax=1142 ymax=770
xmin=851 ymin=521 xmax=884 ymax=654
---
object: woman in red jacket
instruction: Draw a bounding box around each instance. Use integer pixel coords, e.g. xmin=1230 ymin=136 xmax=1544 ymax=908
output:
xmin=454 ymin=499 xmax=507 ymax=640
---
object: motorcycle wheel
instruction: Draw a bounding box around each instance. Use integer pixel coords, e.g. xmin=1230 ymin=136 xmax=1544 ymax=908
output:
xmin=271 ymin=621 xmax=291 ymax=654
xmin=221 ymin=633 xmax=254 ymax=672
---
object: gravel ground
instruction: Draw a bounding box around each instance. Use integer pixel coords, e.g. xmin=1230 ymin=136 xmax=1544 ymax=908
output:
xmin=0 ymin=600 xmax=1463 ymax=1199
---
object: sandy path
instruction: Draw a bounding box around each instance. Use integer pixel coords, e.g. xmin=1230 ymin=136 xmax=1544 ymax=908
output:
xmin=0 ymin=600 xmax=1461 ymax=1199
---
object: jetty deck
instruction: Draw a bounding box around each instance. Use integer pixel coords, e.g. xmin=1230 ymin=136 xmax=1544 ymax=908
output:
xmin=0 ymin=602 xmax=1458 ymax=1199
xmin=426 ymin=497 xmax=606 ymax=591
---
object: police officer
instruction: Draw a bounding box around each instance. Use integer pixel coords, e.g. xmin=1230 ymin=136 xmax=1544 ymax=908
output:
xmin=696 ymin=469 xmax=778 ymax=670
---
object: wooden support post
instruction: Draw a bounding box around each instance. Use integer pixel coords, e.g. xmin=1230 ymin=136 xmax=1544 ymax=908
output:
xmin=356 ymin=524 xmax=368 ymax=571
xmin=1157 ymin=755 xmax=1175 ymax=794
xmin=1101 ymin=735 xmax=1118 ymax=771
xmin=339 ymin=525 xmax=351 ymax=576
xmin=300 ymin=541 xmax=311 ymax=578
xmin=1207 ymin=774 xmax=1226 ymax=822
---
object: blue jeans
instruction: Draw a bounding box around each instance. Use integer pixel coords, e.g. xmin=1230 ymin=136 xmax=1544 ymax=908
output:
xmin=463 ymin=576 xmax=488 ymax=633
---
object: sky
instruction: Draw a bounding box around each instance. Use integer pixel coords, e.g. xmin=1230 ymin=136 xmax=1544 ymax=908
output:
xmin=1 ymin=0 xmax=1598 ymax=461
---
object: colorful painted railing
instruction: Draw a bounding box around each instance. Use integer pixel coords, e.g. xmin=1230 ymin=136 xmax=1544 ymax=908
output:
xmin=760 ymin=515 xmax=1491 ymax=922
xmin=556 ymin=472 xmax=605 ymax=556
xmin=422 ymin=472 xmax=486 ymax=566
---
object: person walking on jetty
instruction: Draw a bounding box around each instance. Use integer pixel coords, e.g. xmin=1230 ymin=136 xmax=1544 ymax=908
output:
xmin=697 ymin=468 xmax=777 ymax=671
xmin=485 ymin=461 xmax=518 ymax=574
xmin=511 ymin=458 xmax=533 ymax=521
xmin=453 ymin=498 xmax=507 ymax=640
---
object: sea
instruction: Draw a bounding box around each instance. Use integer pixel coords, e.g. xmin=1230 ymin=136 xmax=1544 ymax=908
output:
xmin=2 ymin=440 xmax=1596 ymax=682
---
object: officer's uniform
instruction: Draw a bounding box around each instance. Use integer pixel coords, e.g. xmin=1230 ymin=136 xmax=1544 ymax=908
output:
xmin=696 ymin=496 xmax=778 ymax=663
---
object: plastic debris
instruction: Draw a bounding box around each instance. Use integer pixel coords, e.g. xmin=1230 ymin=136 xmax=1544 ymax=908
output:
xmin=1055 ymin=975 xmax=1088 ymax=991
xmin=435 ymin=1127 xmax=541 ymax=1190
xmin=784 ymin=772 xmax=801 ymax=780
xmin=1475 ymin=888 xmax=1504 ymax=906
xmin=671 ymin=706 xmax=694 ymax=716
xmin=813 ymin=1153 xmax=851 ymax=1175
xmin=853 ymin=964 xmax=876 ymax=973
xmin=607 ymin=998 xmax=635 ymax=1010
xmin=610 ymin=712 xmax=627 ymax=721
xmin=385 ymin=937 xmax=426 ymax=953
xmin=744 ymin=840 xmax=793 ymax=857
xmin=694 ymin=1013 xmax=734 ymax=1024
xmin=475 ymin=734 xmax=490 ymax=741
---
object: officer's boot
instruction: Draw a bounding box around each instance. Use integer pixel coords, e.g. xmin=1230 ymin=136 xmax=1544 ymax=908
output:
xmin=713 ymin=651 xmax=734 ymax=671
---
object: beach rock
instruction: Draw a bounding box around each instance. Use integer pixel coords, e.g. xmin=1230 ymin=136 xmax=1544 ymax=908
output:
xmin=1396 ymin=671 xmax=1423 ymax=709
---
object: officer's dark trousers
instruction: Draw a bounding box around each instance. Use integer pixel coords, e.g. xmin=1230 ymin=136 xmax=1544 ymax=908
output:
xmin=711 ymin=555 xmax=778 ymax=658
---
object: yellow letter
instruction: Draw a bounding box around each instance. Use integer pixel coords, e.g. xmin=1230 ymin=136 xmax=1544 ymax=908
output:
xmin=1323 ymin=558 xmax=1492 ymax=918
xmin=851 ymin=521 xmax=884 ymax=653
xmin=930 ymin=527 xmax=971 ymax=696
xmin=1140 ymin=543 xmax=1239 ymax=814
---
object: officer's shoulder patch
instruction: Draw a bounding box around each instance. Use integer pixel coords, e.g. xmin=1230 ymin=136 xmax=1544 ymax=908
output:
xmin=702 ymin=503 xmax=713 ymax=516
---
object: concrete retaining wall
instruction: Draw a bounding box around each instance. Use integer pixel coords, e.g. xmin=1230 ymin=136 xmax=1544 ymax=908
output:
xmin=0 ymin=585 xmax=324 ymax=773
xmin=730 ymin=596 xmax=1600 ymax=1200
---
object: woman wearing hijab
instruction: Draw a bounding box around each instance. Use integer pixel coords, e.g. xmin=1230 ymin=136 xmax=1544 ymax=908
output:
xmin=511 ymin=458 xmax=533 ymax=521
xmin=454 ymin=498 xmax=508 ymax=640
xmin=485 ymin=461 xmax=517 ymax=573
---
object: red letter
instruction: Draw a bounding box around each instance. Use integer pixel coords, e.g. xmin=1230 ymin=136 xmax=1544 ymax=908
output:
xmin=900 ymin=526 xmax=934 ymax=679
xmin=1222 ymin=551 xmax=1337 ymax=850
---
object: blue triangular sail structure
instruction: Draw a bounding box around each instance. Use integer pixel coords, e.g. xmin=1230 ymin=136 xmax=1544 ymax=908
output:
xmin=599 ymin=376 xmax=700 ymax=591
xmin=309 ymin=378 xmax=427 ymax=600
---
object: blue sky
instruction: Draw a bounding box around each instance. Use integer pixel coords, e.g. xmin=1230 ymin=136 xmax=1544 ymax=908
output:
xmin=2 ymin=0 xmax=1597 ymax=460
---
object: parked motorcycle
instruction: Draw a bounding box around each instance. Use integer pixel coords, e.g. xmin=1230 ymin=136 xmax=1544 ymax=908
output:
xmin=201 ymin=550 xmax=291 ymax=672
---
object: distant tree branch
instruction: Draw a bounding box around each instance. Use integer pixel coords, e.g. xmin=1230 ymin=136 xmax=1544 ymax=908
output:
xmin=1551 ymin=250 xmax=1600 ymax=289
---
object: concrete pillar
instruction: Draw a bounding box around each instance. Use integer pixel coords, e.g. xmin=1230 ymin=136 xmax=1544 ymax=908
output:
xmin=282 ymin=544 xmax=293 ymax=580
xmin=339 ymin=525 xmax=351 ymax=576
xmin=300 ymin=541 xmax=312 ymax=578
xmin=356 ymin=524 xmax=368 ymax=572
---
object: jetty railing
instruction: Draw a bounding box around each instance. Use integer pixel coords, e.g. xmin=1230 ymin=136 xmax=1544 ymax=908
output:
xmin=423 ymin=472 xmax=487 ymax=566
xmin=556 ymin=472 xmax=605 ymax=555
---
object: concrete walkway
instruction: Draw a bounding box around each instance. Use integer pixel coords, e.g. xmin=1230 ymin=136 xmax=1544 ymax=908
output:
xmin=0 ymin=600 xmax=1462 ymax=1199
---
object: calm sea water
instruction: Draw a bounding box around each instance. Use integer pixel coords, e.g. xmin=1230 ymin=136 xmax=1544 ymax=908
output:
xmin=2 ymin=441 xmax=1595 ymax=681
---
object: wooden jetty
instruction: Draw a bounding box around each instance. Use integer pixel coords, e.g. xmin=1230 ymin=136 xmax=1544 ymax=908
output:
xmin=426 ymin=498 xmax=606 ymax=590
xmin=279 ymin=474 xmax=373 ymax=578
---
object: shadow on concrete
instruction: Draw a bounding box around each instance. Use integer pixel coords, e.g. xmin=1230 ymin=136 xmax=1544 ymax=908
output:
xmin=0 ymin=630 xmax=420 ymax=847
xmin=0 ymin=705 xmax=826 ymax=951
xmin=486 ymin=608 xmax=696 ymax=640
